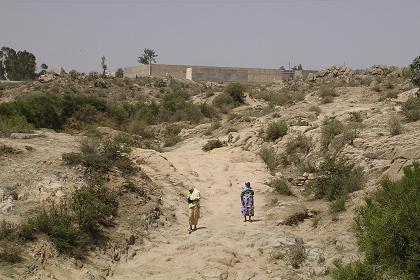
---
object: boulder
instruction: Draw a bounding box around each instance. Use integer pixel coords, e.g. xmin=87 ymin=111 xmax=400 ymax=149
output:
xmin=38 ymin=73 xmax=55 ymax=83
xmin=50 ymin=66 xmax=66 ymax=76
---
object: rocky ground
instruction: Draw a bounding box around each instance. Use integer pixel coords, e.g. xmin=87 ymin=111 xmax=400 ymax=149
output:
xmin=0 ymin=68 xmax=419 ymax=279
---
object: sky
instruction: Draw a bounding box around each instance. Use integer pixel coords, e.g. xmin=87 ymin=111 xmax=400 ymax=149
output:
xmin=1 ymin=0 xmax=420 ymax=73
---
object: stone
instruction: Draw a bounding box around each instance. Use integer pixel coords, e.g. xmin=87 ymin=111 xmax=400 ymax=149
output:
xmin=50 ymin=66 xmax=65 ymax=76
xmin=39 ymin=73 xmax=55 ymax=83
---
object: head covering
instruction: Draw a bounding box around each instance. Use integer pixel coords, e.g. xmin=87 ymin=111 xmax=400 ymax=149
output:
xmin=188 ymin=186 xmax=194 ymax=191
xmin=245 ymin=182 xmax=251 ymax=188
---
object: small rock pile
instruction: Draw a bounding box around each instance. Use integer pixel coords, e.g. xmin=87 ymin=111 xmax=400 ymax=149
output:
xmin=307 ymin=66 xmax=354 ymax=82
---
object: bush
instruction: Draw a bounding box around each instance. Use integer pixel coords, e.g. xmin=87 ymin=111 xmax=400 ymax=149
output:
xmin=286 ymin=134 xmax=312 ymax=156
xmin=329 ymin=195 xmax=347 ymax=214
xmin=62 ymin=137 xmax=135 ymax=175
xmin=319 ymin=86 xmax=337 ymax=103
xmin=321 ymin=118 xmax=344 ymax=149
xmin=355 ymin=163 xmax=420 ymax=279
xmin=330 ymin=261 xmax=379 ymax=280
xmin=163 ymin=124 xmax=182 ymax=147
xmin=115 ymin=68 xmax=124 ymax=78
xmin=212 ymin=92 xmax=235 ymax=113
xmin=266 ymin=121 xmax=288 ymax=141
xmin=269 ymin=179 xmax=292 ymax=196
xmin=0 ymin=242 xmax=22 ymax=263
xmin=225 ymin=83 xmax=246 ymax=104
xmin=409 ymin=56 xmax=420 ymax=88
xmin=0 ymin=115 xmax=34 ymax=136
xmin=348 ymin=111 xmax=363 ymax=123
xmin=259 ymin=147 xmax=278 ymax=173
xmin=312 ymin=155 xmax=364 ymax=200
xmin=401 ymin=97 xmax=420 ymax=122
xmin=202 ymin=139 xmax=225 ymax=151
xmin=309 ymin=105 xmax=321 ymax=116
xmin=388 ymin=116 xmax=403 ymax=135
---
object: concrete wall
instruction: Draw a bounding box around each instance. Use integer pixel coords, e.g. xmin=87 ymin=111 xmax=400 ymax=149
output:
xmin=124 ymin=63 xmax=317 ymax=83
xmin=124 ymin=64 xmax=191 ymax=79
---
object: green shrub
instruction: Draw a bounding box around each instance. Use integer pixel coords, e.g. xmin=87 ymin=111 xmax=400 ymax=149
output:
xmin=388 ymin=116 xmax=403 ymax=135
xmin=202 ymin=139 xmax=225 ymax=151
xmin=225 ymin=83 xmax=246 ymax=104
xmin=409 ymin=56 xmax=420 ymax=88
xmin=0 ymin=220 xmax=17 ymax=241
xmin=348 ymin=111 xmax=363 ymax=123
xmin=71 ymin=184 xmax=117 ymax=235
xmin=259 ymin=147 xmax=278 ymax=173
xmin=329 ymin=195 xmax=347 ymax=214
xmin=212 ymin=92 xmax=235 ymax=113
xmin=312 ymin=155 xmax=364 ymax=200
xmin=62 ymin=152 xmax=83 ymax=165
xmin=401 ymin=97 xmax=420 ymax=122
xmin=309 ymin=105 xmax=321 ymax=116
xmin=319 ymin=86 xmax=337 ymax=103
xmin=62 ymin=137 xmax=135 ymax=175
xmin=266 ymin=121 xmax=288 ymax=141
xmin=0 ymin=115 xmax=34 ymax=136
xmin=0 ymin=242 xmax=22 ymax=263
xmin=355 ymin=163 xmax=420 ymax=279
xmin=205 ymin=121 xmax=221 ymax=135
xmin=330 ymin=260 xmax=379 ymax=280
xmin=163 ymin=124 xmax=182 ymax=147
xmin=269 ymin=179 xmax=292 ymax=196
xmin=286 ymin=134 xmax=312 ymax=155
xmin=321 ymin=118 xmax=344 ymax=149
xmin=199 ymin=102 xmax=216 ymax=118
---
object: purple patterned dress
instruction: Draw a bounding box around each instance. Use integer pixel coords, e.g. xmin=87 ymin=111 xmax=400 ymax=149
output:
xmin=241 ymin=186 xmax=254 ymax=216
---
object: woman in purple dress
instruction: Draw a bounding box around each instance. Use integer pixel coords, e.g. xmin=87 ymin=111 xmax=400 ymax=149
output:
xmin=241 ymin=182 xmax=254 ymax=222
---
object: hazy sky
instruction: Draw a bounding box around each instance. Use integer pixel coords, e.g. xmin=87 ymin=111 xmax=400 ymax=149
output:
xmin=1 ymin=0 xmax=419 ymax=72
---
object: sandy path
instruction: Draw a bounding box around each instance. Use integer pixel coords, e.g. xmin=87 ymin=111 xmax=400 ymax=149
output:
xmin=110 ymin=137 xmax=277 ymax=280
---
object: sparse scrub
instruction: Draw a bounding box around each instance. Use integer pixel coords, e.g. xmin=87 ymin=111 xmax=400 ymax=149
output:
xmin=321 ymin=118 xmax=344 ymax=149
xmin=265 ymin=121 xmax=288 ymax=141
xmin=288 ymin=238 xmax=306 ymax=269
xmin=202 ymin=139 xmax=225 ymax=151
xmin=348 ymin=111 xmax=363 ymax=123
xmin=205 ymin=121 xmax=221 ymax=136
xmin=163 ymin=124 xmax=182 ymax=147
xmin=329 ymin=195 xmax=347 ymax=214
xmin=401 ymin=97 xmax=420 ymax=122
xmin=0 ymin=242 xmax=22 ymax=263
xmin=286 ymin=134 xmax=312 ymax=156
xmin=355 ymin=162 xmax=420 ymax=279
xmin=259 ymin=147 xmax=278 ymax=173
xmin=309 ymin=105 xmax=321 ymax=116
xmin=388 ymin=116 xmax=403 ymax=135
xmin=312 ymin=155 xmax=364 ymax=200
xmin=319 ymin=86 xmax=337 ymax=103
xmin=0 ymin=115 xmax=34 ymax=136
xmin=269 ymin=178 xmax=293 ymax=196
xmin=330 ymin=260 xmax=379 ymax=280
xmin=225 ymin=83 xmax=246 ymax=104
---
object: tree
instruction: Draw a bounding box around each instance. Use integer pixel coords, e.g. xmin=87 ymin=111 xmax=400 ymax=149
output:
xmin=101 ymin=56 xmax=107 ymax=76
xmin=40 ymin=63 xmax=48 ymax=75
xmin=0 ymin=46 xmax=36 ymax=80
xmin=297 ymin=64 xmax=303 ymax=70
xmin=409 ymin=56 xmax=420 ymax=96
xmin=138 ymin=48 xmax=158 ymax=76
xmin=115 ymin=68 xmax=124 ymax=78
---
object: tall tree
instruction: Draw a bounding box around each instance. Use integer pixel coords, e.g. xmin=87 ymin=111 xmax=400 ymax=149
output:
xmin=101 ymin=55 xmax=107 ymax=76
xmin=40 ymin=63 xmax=48 ymax=75
xmin=138 ymin=48 xmax=158 ymax=76
xmin=0 ymin=46 xmax=36 ymax=80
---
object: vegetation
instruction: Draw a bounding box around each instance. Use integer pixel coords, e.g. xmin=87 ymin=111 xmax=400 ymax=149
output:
xmin=309 ymin=105 xmax=321 ymax=116
xmin=0 ymin=46 xmax=37 ymax=80
xmin=212 ymin=83 xmax=246 ymax=112
xmin=329 ymin=195 xmax=347 ymax=214
xmin=388 ymin=116 xmax=403 ymax=135
xmin=409 ymin=56 xmax=420 ymax=89
xmin=330 ymin=261 xmax=379 ymax=280
xmin=401 ymin=97 xmax=420 ymax=122
xmin=355 ymin=163 xmax=420 ymax=279
xmin=269 ymin=178 xmax=292 ymax=196
xmin=62 ymin=136 xmax=135 ymax=175
xmin=259 ymin=147 xmax=278 ymax=173
xmin=138 ymin=48 xmax=158 ymax=66
xmin=311 ymin=155 xmax=364 ymax=200
xmin=115 ymin=68 xmax=124 ymax=78
xmin=319 ymin=86 xmax=337 ymax=103
xmin=163 ymin=124 xmax=182 ymax=147
xmin=321 ymin=118 xmax=344 ymax=149
xmin=202 ymin=139 xmax=225 ymax=151
xmin=265 ymin=121 xmax=288 ymax=141
xmin=101 ymin=55 xmax=107 ymax=76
